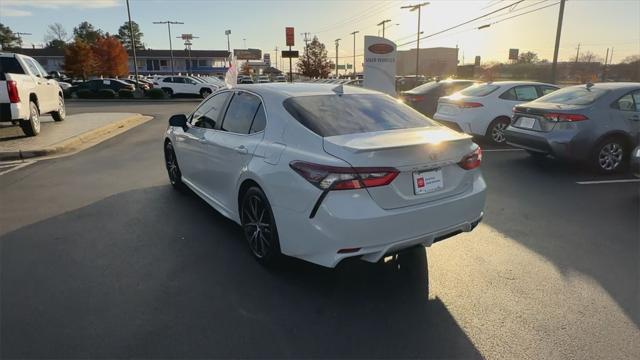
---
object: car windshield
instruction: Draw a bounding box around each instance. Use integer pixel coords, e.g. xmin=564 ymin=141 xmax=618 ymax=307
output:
xmin=534 ymin=86 xmax=609 ymax=105
xmin=283 ymin=94 xmax=437 ymax=137
xmin=460 ymin=84 xmax=499 ymax=96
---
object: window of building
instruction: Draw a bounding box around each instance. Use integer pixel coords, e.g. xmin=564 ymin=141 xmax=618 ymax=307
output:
xmin=160 ymin=60 xmax=168 ymax=67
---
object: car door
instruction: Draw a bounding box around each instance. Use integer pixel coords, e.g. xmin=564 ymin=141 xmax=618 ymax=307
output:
xmin=31 ymin=58 xmax=59 ymax=111
xmin=173 ymin=91 xmax=232 ymax=192
xmin=498 ymin=84 xmax=540 ymax=115
xmin=183 ymin=77 xmax=199 ymax=95
xmin=204 ymin=90 xmax=266 ymax=212
xmin=171 ymin=77 xmax=187 ymax=94
xmin=610 ymin=89 xmax=640 ymax=143
xmin=22 ymin=57 xmax=54 ymax=112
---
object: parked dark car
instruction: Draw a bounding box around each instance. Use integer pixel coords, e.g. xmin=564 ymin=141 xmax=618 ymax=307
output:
xmin=401 ymin=79 xmax=476 ymax=117
xmin=122 ymin=78 xmax=150 ymax=91
xmin=504 ymin=82 xmax=640 ymax=174
xmin=70 ymin=79 xmax=134 ymax=95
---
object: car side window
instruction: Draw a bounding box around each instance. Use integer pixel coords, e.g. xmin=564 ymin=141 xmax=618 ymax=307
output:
xmin=173 ymin=77 xmax=185 ymax=84
xmin=514 ymin=86 xmax=539 ymax=101
xmin=632 ymin=91 xmax=640 ymax=112
xmin=250 ymin=103 xmax=266 ymax=133
xmin=539 ymin=86 xmax=558 ymax=96
xmin=163 ymin=77 xmax=173 ymax=83
xmin=615 ymin=93 xmax=636 ymax=112
xmin=221 ymin=91 xmax=262 ymax=134
xmin=24 ymin=58 xmax=43 ymax=78
xmin=191 ymin=92 xmax=231 ymax=129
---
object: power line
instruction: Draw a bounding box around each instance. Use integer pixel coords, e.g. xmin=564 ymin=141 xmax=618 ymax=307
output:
xmin=313 ymin=1 xmax=394 ymax=34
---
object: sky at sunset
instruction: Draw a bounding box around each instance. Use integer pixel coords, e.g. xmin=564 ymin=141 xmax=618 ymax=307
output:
xmin=1 ymin=0 xmax=638 ymax=71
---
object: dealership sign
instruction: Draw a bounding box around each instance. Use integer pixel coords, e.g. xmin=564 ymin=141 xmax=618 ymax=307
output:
xmin=363 ymin=36 xmax=397 ymax=96
xmin=233 ymin=48 xmax=262 ymax=60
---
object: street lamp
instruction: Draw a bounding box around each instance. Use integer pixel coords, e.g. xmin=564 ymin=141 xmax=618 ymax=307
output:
xmin=377 ymin=19 xmax=391 ymax=38
xmin=243 ymin=38 xmax=247 ymax=48
xmin=350 ymin=31 xmax=359 ymax=78
xmin=401 ymin=2 xmax=429 ymax=86
xmin=153 ymin=20 xmax=183 ymax=75
xmin=125 ymin=0 xmax=139 ymax=92
xmin=177 ymin=34 xmax=198 ymax=73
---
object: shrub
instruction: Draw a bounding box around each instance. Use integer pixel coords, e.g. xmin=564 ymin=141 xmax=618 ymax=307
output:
xmin=97 ymin=89 xmax=116 ymax=99
xmin=118 ymin=89 xmax=135 ymax=98
xmin=147 ymin=88 xmax=166 ymax=99
xmin=75 ymin=89 xmax=94 ymax=99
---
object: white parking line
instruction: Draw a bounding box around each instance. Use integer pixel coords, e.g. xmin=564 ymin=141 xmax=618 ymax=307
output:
xmin=483 ymin=148 xmax=525 ymax=152
xmin=0 ymin=161 xmax=35 ymax=176
xmin=576 ymin=179 xmax=640 ymax=185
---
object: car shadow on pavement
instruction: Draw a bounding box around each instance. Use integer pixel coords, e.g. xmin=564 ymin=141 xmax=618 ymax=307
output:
xmin=0 ymin=185 xmax=481 ymax=359
xmin=481 ymin=150 xmax=639 ymax=326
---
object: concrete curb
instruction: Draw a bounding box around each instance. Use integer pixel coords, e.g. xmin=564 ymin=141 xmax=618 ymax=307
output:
xmin=0 ymin=114 xmax=152 ymax=161
xmin=66 ymin=98 xmax=201 ymax=103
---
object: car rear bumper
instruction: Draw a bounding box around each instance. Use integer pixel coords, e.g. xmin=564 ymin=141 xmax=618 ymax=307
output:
xmin=433 ymin=112 xmax=486 ymax=137
xmin=273 ymin=172 xmax=486 ymax=268
xmin=504 ymin=126 xmax=581 ymax=160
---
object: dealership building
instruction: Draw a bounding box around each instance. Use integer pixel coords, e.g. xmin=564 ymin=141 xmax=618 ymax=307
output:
xmin=12 ymin=48 xmax=231 ymax=76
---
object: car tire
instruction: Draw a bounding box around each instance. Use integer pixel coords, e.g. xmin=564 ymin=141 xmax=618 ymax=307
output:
xmin=20 ymin=101 xmax=41 ymax=137
xmin=200 ymin=88 xmax=212 ymax=98
xmin=240 ymin=186 xmax=282 ymax=266
xmin=164 ymin=141 xmax=186 ymax=190
xmin=161 ymin=88 xmax=173 ymax=97
xmin=591 ymin=136 xmax=627 ymax=174
xmin=486 ymin=117 xmax=511 ymax=145
xmin=51 ymin=95 xmax=66 ymax=122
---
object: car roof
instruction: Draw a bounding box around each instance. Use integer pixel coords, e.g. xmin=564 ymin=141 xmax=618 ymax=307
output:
xmin=233 ymin=82 xmax=381 ymax=102
xmin=481 ymin=80 xmax=557 ymax=87
xmin=566 ymin=82 xmax=640 ymax=91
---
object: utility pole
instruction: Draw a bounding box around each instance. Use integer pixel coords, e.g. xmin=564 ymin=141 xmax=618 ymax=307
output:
xmin=574 ymin=43 xmax=580 ymax=63
xmin=401 ymin=2 xmax=429 ymax=86
xmin=14 ymin=32 xmax=31 ymax=48
xmin=125 ymin=0 xmax=139 ymax=91
xmin=550 ymin=0 xmax=566 ymax=84
xmin=602 ymin=47 xmax=609 ymax=81
xmin=153 ymin=20 xmax=183 ymax=75
xmin=243 ymin=38 xmax=247 ymax=48
xmin=335 ymin=38 xmax=341 ymax=78
xmin=609 ymin=47 xmax=614 ymax=65
xmin=301 ymin=32 xmax=311 ymax=54
xmin=177 ymin=34 xmax=198 ymax=73
xmin=350 ymin=31 xmax=359 ymax=78
xmin=377 ymin=19 xmax=391 ymax=38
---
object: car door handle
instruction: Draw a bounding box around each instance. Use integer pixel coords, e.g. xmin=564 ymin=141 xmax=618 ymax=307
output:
xmin=235 ymin=145 xmax=249 ymax=154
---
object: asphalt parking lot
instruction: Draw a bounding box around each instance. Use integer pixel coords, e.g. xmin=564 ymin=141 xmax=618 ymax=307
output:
xmin=1 ymin=101 xmax=638 ymax=359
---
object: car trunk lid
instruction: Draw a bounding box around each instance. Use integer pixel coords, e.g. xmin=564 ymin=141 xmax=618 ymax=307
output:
xmin=513 ymin=102 xmax=590 ymax=132
xmin=323 ymin=126 xmax=478 ymax=210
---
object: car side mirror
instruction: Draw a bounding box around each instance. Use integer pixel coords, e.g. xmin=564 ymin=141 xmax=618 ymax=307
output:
xmin=169 ymin=114 xmax=188 ymax=130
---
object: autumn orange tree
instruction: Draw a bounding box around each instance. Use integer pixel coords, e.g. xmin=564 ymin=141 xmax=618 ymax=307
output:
xmin=64 ymin=40 xmax=96 ymax=80
xmin=92 ymin=36 xmax=129 ymax=77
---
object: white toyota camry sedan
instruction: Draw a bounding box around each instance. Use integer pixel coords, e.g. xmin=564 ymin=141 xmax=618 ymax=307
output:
xmin=164 ymin=83 xmax=486 ymax=268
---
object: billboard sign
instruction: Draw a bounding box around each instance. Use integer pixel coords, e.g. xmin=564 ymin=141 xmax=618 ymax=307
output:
xmin=281 ymin=50 xmax=299 ymax=58
xmin=286 ymin=27 xmax=295 ymax=46
xmin=234 ymin=48 xmax=262 ymax=60
xmin=363 ymin=35 xmax=396 ymax=96
xmin=264 ymin=53 xmax=271 ymax=67
xmin=474 ymin=56 xmax=481 ymax=66
xmin=509 ymin=48 xmax=519 ymax=61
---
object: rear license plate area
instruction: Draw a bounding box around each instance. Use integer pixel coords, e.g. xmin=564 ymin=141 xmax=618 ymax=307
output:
xmin=413 ymin=169 xmax=444 ymax=195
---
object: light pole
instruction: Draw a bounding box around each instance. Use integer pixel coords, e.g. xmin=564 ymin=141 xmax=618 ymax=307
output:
xmin=350 ymin=31 xmax=359 ymax=78
xmin=550 ymin=0 xmax=566 ymax=84
xmin=243 ymin=38 xmax=247 ymax=48
xmin=153 ymin=20 xmax=183 ymax=75
xmin=377 ymin=19 xmax=391 ymax=38
xmin=125 ymin=0 xmax=139 ymax=91
xmin=401 ymin=2 xmax=429 ymax=86
xmin=177 ymin=34 xmax=198 ymax=73
xmin=274 ymin=46 xmax=279 ymax=71
xmin=335 ymin=38 xmax=341 ymax=78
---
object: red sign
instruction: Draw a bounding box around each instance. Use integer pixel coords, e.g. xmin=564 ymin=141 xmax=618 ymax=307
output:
xmin=286 ymin=27 xmax=294 ymax=46
xmin=417 ymin=177 xmax=425 ymax=188
xmin=368 ymin=43 xmax=394 ymax=55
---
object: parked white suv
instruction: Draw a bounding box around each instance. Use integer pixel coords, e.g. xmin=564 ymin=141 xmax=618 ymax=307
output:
xmin=0 ymin=52 xmax=66 ymax=136
xmin=433 ymin=81 xmax=558 ymax=144
xmin=154 ymin=76 xmax=220 ymax=98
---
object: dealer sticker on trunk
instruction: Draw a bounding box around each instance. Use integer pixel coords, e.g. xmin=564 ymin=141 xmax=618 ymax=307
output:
xmin=413 ymin=169 xmax=444 ymax=195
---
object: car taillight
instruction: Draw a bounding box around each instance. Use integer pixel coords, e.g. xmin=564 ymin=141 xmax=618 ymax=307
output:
xmin=7 ymin=80 xmax=20 ymax=103
xmin=543 ymin=113 xmax=588 ymax=122
xmin=458 ymin=146 xmax=482 ymax=170
xmin=458 ymin=101 xmax=483 ymax=108
xmin=289 ymin=161 xmax=399 ymax=190
xmin=404 ymin=95 xmax=425 ymax=102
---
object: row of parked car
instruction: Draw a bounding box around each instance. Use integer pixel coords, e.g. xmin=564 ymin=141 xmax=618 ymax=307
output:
xmin=398 ymin=79 xmax=640 ymax=174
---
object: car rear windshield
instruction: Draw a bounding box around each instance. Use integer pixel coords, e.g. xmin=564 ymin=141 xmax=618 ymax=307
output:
xmin=460 ymin=84 xmax=499 ymax=97
xmin=534 ymin=86 xmax=608 ymax=105
xmin=407 ymin=81 xmax=440 ymax=94
xmin=0 ymin=57 xmax=26 ymax=80
xmin=283 ymin=94 xmax=436 ymax=137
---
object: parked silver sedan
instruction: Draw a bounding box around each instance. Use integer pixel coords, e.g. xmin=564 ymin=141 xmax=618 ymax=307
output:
xmin=504 ymin=82 xmax=640 ymax=173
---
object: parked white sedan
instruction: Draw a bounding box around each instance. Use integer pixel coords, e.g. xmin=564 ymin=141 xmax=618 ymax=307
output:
xmin=154 ymin=75 xmax=220 ymax=98
xmin=433 ymin=81 xmax=558 ymax=144
xmin=164 ymin=83 xmax=486 ymax=268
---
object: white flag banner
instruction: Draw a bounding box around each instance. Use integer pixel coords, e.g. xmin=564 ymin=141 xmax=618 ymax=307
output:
xmin=363 ymin=36 xmax=397 ymax=96
xmin=225 ymin=55 xmax=238 ymax=87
